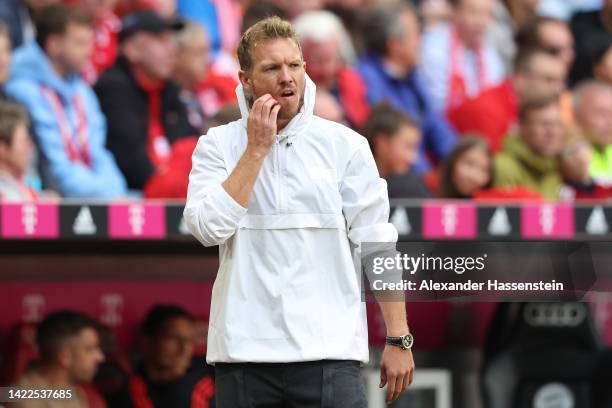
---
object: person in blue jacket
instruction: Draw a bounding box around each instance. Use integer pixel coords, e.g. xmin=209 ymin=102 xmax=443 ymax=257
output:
xmin=6 ymin=4 xmax=127 ymax=199
xmin=356 ymin=2 xmax=457 ymax=174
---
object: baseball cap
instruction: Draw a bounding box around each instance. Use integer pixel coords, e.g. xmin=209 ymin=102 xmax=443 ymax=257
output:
xmin=119 ymin=10 xmax=185 ymax=43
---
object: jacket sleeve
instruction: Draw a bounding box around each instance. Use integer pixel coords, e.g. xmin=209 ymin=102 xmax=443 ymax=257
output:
xmin=81 ymin=85 xmax=128 ymax=197
xmin=94 ymin=76 xmax=155 ymax=190
xmin=183 ymin=132 xmax=248 ymax=247
xmin=340 ymin=136 xmax=398 ymax=247
xmin=6 ymin=80 xmax=126 ymax=198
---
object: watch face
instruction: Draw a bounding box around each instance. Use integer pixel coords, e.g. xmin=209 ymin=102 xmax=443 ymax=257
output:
xmin=402 ymin=334 xmax=413 ymax=349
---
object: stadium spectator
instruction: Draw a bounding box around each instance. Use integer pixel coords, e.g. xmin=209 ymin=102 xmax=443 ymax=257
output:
xmin=173 ymin=22 xmax=236 ymax=134
xmin=362 ymin=103 xmax=431 ymax=198
xmin=294 ymin=10 xmax=370 ymax=127
xmin=6 ymin=4 xmax=127 ymax=198
xmin=95 ymin=10 xmax=197 ymax=191
xmin=0 ymin=102 xmax=36 ymax=201
xmin=487 ymin=0 xmax=551 ymax=71
xmin=241 ymin=1 xmax=287 ymax=34
xmin=356 ymin=2 xmax=457 ymax=173
xmin=12 ymin=310 xmax=105 ymax=408
xmin=78 ymin=0 xmax=122 ymax=84
xmin=493 ymin=93 xmax=564 ymax=199
xmin=573 ymin=80 xmax=612 ymax=182
xmin=313 ymin=89 xmax=346 ymax=124
xmin=570 ymin=0 xmax=612 ymax=85
xmin=439 ymin=136 xmax=493 ymax=198
xmin=109 ymin=305 xmax=215 ymax=408
xmin=558 ymin=134 xmax=612 ymax=200
xmin=516 ymin=17 xmax=575 ymax=74
xmin=0 ymin=23 xmax=11 ymax=101
xmin=447 ymin=47 xmax=566 ymax=152
xmin=419 ymin=0 xmax=453 ymax=30
xmin=420 ymin=0 xmax=505 ymax=112
xmin=0 ymin=0 xmax=60 ymax=50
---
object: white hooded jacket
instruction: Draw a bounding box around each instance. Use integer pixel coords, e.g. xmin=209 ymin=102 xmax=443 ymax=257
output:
xmin=184 ymin=75 xmax=398 ymax=364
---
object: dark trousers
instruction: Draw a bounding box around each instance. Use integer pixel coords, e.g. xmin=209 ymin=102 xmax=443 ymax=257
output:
xmin=214 ymin=360 xmax=368 ymax=407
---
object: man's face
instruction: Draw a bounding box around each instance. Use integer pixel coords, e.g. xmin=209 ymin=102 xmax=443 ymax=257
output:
xmin=0 ymin=123 xmax=32 ymax=179
xmin=517 ymin=54 xmax=566 ymax=97
xmin=521 ymin=104 xmax=565 ymax=157
xmin=126 ymin=31 xmax=177 ymax=80
xmin=538 ymin=21 xmax=574 ymax=72
xmin=0 ymin=34 xmax=11 ymax=86
xmin=302 ymin=38 xmax=342 ymax=90
xmin=454 ymin=0 xmax=494 ymax=48
xmin=576 ymin=88 xmax=612 ymax=148
xmin=175 ymin=29 xmax=210 ymax=88
xmin=65 ymin=328 xmax=105 ymax=383
xmin=151 ymin=317 xmax=194 ymax=378
xmin=54 ymin=23 xmax=94 ymax=74
xmin=388 ymin=11 xmax=421 ymax=72
xmin=240 ymin=37 xmax=306 ymax=121
xmin=377 ymin=125 xmax=421 ymax=175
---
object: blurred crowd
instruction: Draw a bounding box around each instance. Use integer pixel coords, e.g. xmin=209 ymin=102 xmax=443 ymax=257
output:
xmin=1 ymin=306 xmax=216 ymax=408
xmin=0 ymin=0 xmax=612 ymax=202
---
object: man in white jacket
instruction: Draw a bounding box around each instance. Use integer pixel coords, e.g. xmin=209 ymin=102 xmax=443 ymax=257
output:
xmin=184 ymin=16 xmax=414 ymax=407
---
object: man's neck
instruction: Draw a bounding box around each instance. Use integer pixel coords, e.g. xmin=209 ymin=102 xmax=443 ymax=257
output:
xmin=34 ymin=363 xmax=72 ymax=388
xmin=455 ymin=26 xmax=479 ymax=50
xmin=382 ymin=57 xmax=411 ymax=79
xmin=131 ymin=62 xmax=164 ymax=91
xmin=50 ymin=58 xmax=70 ymax=80
xmin=376 ymin=159 xmax=390 ymax=178
xmin=173 ymin=71 xmax=197 ymax=93
xmin=145 ymin=361 xmax=184 ymax=383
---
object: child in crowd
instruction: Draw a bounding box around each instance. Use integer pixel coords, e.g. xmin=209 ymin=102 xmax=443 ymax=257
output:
xmin=0 ymin=101 xmax=36 ymax=201
xmin=362 ymin=103 xmax=432 ymax=198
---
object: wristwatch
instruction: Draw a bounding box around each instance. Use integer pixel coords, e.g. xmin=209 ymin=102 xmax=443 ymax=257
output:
xmin=385 ymin=333 xmax=414 ymax=350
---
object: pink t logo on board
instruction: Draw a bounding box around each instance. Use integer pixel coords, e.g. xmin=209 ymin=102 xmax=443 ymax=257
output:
xmin=521 ymin=203 xmax=574 ymax=239
xmin=423 ymin=202 xmax=476 ymax=239
xmin=108 ymin=203 xmax=165 ymax=239
xmin=1 ymin=203 xmax=59 ymax=238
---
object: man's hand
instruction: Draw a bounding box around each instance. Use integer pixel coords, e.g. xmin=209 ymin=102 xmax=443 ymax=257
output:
xmin=246 ymin=94 xmax=281 ymax=158
xmin=379 ymin=345 xmax=415 ymax=405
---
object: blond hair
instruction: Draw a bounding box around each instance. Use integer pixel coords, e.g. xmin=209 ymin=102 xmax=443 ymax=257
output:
xmin=237 ymin=16 xmax=301 ymax=71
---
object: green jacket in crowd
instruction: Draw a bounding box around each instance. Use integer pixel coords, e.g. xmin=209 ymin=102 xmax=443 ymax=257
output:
xmin=589 ymin=143 xmax=612 ymax=181
xmin=493 ymin=135 xmax=561 ymax=199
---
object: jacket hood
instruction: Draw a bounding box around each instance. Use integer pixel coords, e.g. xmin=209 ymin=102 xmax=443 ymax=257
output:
xmin=503 ymin=134 xmax=559 ymax=175
xmin=10 ymin=42 xmax=82 ymax=100
xmin=235 ymin=73 xmax=317 ymax=142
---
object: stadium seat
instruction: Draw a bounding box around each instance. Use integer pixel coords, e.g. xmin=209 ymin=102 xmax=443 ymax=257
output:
xmin=482 ymin=302 xmax=603 ymax=408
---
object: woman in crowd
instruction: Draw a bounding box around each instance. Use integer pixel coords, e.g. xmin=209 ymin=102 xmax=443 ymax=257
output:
xmin=438 ymin=135 xmax=542 ymax=199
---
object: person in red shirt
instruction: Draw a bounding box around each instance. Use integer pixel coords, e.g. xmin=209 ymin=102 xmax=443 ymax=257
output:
xmin=447 ymin=47 xmax=566 ymax=152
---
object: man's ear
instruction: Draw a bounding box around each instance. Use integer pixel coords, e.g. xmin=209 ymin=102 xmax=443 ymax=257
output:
xmin=45 ymin=36 xmax=60 ymax=59
xmin=56 ymin=347 xmax=72 ymax=369
xmin=238 ymin=70 xmax=252 ymax=93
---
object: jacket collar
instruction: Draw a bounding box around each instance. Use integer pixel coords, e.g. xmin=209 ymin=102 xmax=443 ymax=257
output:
xmin=235 ymin=73 xmax=316 ymax=143
xmin=503 ymin=134 xmax=559 ymax=175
